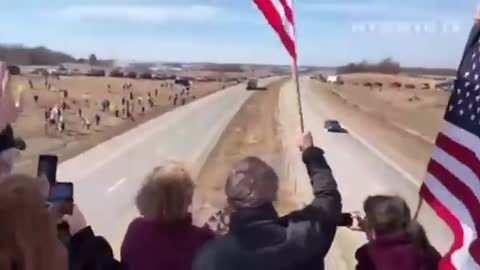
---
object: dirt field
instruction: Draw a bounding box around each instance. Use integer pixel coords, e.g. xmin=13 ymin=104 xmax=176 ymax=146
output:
xmin=194 ymin=79 xmax=298 ymax=216
xmin=334 ymin=73 xmax=451 ymax=141
xmin=308 ymin=77 xmax=442 ymax=182
xmin=9 ymin=74 xmax=237 ymax=175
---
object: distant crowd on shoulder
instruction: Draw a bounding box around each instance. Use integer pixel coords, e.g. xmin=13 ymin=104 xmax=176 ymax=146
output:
xmin=0 ymin=124 xmax=441 ymax=270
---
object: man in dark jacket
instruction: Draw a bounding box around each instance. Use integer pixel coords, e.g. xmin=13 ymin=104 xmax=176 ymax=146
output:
xmin=193 ymin=132 xmax=342 ymax=270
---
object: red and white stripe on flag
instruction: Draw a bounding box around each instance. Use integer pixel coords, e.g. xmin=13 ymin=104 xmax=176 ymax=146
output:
xmin=421 ymin=123 xmax=480 ymax=269
xmin=0 ymin=62 xmax=18 ymax=131
xmin=253 ymin=0 xmax=297 ymax=61
xmin=419 ymin=22 xmax=480 ymax=270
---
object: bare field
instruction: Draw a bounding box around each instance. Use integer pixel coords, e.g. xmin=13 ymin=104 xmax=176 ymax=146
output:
xmin=10 ymin=74 xmax=238 ymax=175
xmin=332 ymin=73 xmax=451 ymax=141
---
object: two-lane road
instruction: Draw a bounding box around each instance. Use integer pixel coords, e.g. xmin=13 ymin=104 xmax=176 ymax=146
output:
xmin=56 ymin=78 xmax=278 ymax=254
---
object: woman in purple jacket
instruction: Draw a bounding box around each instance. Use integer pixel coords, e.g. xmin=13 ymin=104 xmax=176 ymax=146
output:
xmin=353 ymin=195 xmax=441 ymax=270
xmin=121 ymin=162 xmax=214 ymax=270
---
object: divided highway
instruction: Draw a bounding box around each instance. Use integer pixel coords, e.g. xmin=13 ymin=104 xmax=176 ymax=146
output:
xmin=56 ymin=78 xmax=278 ymax=255
xmin=289 ymin=77 xmax=452 ymax=269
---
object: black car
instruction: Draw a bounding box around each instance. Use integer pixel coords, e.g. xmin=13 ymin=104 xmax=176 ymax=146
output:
xmin=324 ymin=120 xmax=347 ymax=133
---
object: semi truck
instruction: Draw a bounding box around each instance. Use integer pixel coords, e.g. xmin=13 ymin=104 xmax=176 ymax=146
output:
xmin=246 ymin=79 xmax=258 ymax=90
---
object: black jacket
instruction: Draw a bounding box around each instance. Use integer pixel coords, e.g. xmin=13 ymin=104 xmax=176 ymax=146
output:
xmin=193 ymin=147 xmax=342 ymax=270
xmin=68 ymin=226 xmax=121 ymax=270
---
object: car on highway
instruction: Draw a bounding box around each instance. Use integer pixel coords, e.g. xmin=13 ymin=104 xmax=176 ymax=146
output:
xmin=324 ymin=120 xmax=347 ymax=133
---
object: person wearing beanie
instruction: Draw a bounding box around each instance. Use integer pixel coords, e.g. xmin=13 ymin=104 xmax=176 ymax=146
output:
xmin=193 ymin=132 xmax=342 ymax=270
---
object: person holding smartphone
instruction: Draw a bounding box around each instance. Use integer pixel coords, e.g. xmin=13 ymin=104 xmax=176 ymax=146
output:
xmin=348 ymin=196 xmax=440 ymax=270
xmin=0 ymin=174 xmax=68 ymax=270
xmin=38 ymin=155 xmax=120 ymax=270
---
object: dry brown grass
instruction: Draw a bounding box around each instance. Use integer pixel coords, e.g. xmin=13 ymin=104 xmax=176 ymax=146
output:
xmin=9 ymin=74 xmax=236 ymax=175
xmin=331 ymin=73 xmax=450 ymax=140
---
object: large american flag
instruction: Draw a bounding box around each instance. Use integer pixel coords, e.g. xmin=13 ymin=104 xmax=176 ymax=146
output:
xmin=420 ymin=24 xmax=480 ymax=270
xmin=0 ymin=62 xmax=19 ymax=132
xmin=253 ymin=0 xmax=297 ymax=62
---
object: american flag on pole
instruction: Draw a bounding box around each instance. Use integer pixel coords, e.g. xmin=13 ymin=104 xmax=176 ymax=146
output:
xmin=253 ymin=0 xmax=297 ymax=62
xmin=0 ymin=62 xmax=19 ymax=132
xmin=420 ymin=23 xmax=480 ymax=270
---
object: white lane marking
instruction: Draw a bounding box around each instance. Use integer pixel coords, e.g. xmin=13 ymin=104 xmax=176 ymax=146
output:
xmin=107 ymin=177 xmax=127 ymax=194
xmin=302 ymin=82 xmax=421 ymax=188
xmin=391 ymin=121 xmax=436 ymax=144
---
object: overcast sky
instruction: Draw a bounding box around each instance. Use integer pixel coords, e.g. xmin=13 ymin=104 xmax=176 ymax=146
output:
xmin=1 ymin=0 xmax=477 ymax=67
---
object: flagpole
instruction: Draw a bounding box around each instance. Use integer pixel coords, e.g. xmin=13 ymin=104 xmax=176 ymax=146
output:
xmin=413 ymin=195 xmax=424 ymax=220
xmin=292 ymin=59 xmax=305 ymax=133
xmin=291 ymin=0 xmax=304 ymax=133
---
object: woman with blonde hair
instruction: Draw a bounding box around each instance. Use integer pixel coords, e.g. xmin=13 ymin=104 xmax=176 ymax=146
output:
xmin=121 ymin=162 xmax=214 ymax=270
xmin=0 ymin=174 xmax=67 ymax=270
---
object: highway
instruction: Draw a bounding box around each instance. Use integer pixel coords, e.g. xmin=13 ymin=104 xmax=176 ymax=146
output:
xmin=56 ymin=78 xmax=277 ymax=255
xmin=280 ymin=77 xmax=453 ymax=269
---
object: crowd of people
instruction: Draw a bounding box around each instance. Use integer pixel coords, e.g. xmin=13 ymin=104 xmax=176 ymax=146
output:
xmin=35 ymin=76 xmax=194 ymax=136
xmin=0 ymin=124 xmax=441 ymax=270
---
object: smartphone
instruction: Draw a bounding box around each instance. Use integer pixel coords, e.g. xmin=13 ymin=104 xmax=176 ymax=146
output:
xmin=48 ymin=182 xmax=73 ymax=203
xmin=37 ymin=155 xmax=58 ymax=185
xmin=337 ymin=213 xmax=354 ymax=227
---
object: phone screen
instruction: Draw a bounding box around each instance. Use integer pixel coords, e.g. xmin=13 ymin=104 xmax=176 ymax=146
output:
xmin=48 ymin=183 xmax=73 ymax=203
xmin=338 ymin=213 xmax=354 ymax=227
xmin=37 ymin=155 xmax=58 ymax=185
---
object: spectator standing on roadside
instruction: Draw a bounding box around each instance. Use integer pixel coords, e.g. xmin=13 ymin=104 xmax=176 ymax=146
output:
xmin=85 ymin=118 xmax=91 ymax=130
xmin=58 ymin=114 xmax=64 ymax=133
xmin=173 ymin=94 xmax=178 ymax=106
xmin=121 ymin=162 xmax=214 ymax=270
xmin=193 ymin=132 xmax=342 ymax=270
xmin=95 ymin=114 xmax=101 ymax=126
xmin=45 ymin=108 xmax=51 ymax=122
xmin=351 ymin=195 xmax=441 ymax=270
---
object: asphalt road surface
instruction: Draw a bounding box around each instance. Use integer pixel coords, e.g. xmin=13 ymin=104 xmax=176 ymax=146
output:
xmin=294 ymin=77 xmax=452 ymax=268
xmin=56 ymin=78 xmax=278 ymax=255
